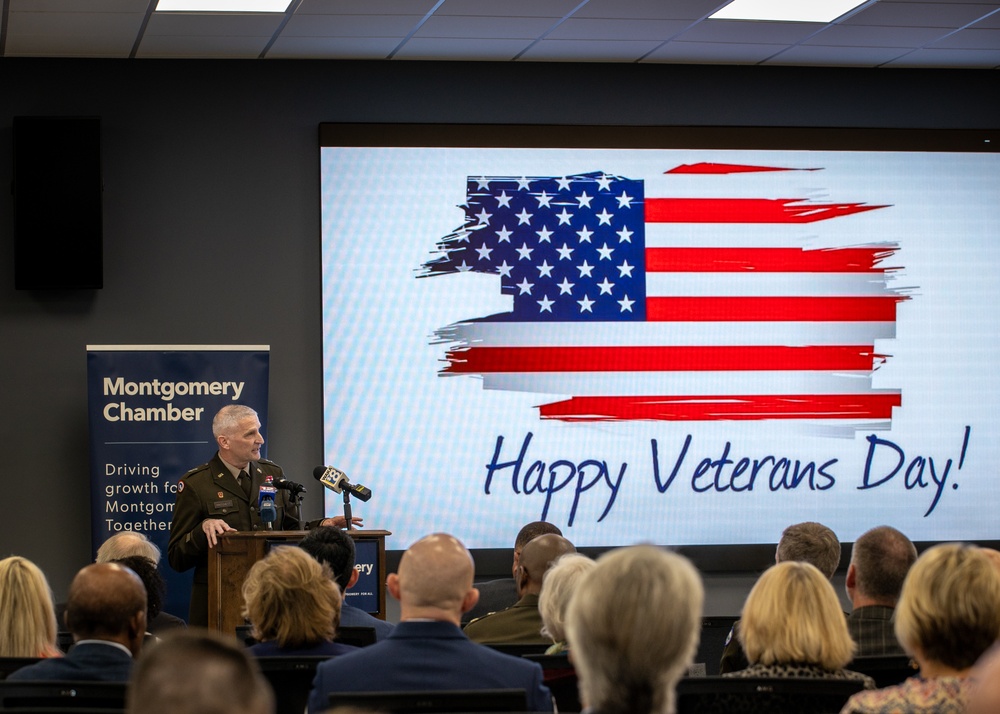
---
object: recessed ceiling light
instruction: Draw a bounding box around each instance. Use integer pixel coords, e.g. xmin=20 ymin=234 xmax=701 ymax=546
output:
xmin=155 ymin=0 xmax=293 ymax=11
xmin=709 ymin=0 xmax=868 ymax=23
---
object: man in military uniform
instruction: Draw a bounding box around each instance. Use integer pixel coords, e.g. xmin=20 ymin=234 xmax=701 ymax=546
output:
xmin=167 ymin=404 xmax=358 ymax=626
xmin=463 ymin=533 xmax=575 ymax=645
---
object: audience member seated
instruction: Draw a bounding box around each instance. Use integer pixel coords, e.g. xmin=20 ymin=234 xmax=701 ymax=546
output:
xmin=721 ymin=521 xmax=842 ymax=673
xmin=8 ymin=562 xmax=146 ymax=682
xmin=967 ymin=643 xmax=1000 ymax=714
xmin=725 ymin=561 xmax=874 ymax=689
xmin=462 ymin=521 xmax=563 ymax=625
xmin=566 ymin=545 xmax=703 ymax=714
xmin=307 ymin=533 xmax=553 ymax=714
xmin=127 ymin=628 xmax=274 ymax=714
xmin=97 ymin=532 xmax=186 ymax=633
xmin=537 ymin=553 xmax=595 ymax=655
xmin=464 ymin=533 xmax=575 ymax=645
xmin=841 ymin=543 xmax=1000 ymax=714
xmin=0 ymin=556 xmax=61 ymax=659
xmin=845 ymin=526 xmax=917 ymax=657
xmin=112 ymin=555 xmax=170 ymax=647
xmin=298 ymin=525 xmax=394 ymax=641
xmin=242 ymin=545 xmax=355 ymax=657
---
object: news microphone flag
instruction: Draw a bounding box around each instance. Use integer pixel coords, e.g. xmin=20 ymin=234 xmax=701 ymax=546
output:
xmin=420 ymin=166 xmax=906 ymax=425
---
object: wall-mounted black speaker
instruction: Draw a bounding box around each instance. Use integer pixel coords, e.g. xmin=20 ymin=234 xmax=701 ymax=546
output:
xmin=13 ymin=116 xmax=103 ymax=290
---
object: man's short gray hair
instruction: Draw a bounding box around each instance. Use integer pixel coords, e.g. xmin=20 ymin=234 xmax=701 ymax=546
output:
xmin=96 ymin=532 xmax=161 ymax=565
xmin=212 ymin=404 xmax=259 ymax=439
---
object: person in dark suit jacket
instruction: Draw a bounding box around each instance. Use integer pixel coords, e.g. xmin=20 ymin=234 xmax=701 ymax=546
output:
xmin=167 ymin=404 xmax=359 ymax=626
xmin=307 ymin=533 xmax=553 ymax=714
xmin=9 ymin=562 xmax=146 ymax=682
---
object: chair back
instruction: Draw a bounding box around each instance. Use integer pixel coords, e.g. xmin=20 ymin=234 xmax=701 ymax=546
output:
xmin=255 ymin=656 xmax=331 ymax=714
xmin=847 ymin=655 xmax=917 ymax=688
xmin=676 ymin=676 xmax=866 ymax=714
xmin=0 ymin=681 xmax=127 ymax=710
xmin=330 ymin=688 xmax=528 ymax=713
xmin=692 ymin=616 xmax=740 ymax=676
xmin=0 ymin=658 xmax=43 ymax=681
xmin=523 ymin=653 xmax=579 ymax=713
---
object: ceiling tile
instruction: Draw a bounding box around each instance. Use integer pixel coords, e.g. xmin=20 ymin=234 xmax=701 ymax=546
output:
xmin=927 ymin=26 xmax=1000 ymax=46
xmin=432 ymin=0 xmax=582 ymax=17
xmin=266 ymin=35 xmax=401 ymax=58
xmin=882 ymin=46 xmax=1000 ymax=66
xmin=135 ymin=34 xmax=270 ymax=58
xmin=144 ymin=13 xmax=284 ymax=36
xmin=295 ymin=0 xmax=439 ymax=13
xmin=803 ymin=23 xmax=954 ymax=45
xmin=392 ymin=37 xmax=533 ymax=59
xmin=763 ymin=43 xmax=914 ymax=65
xmin=413 ymin=15 xmax=559 ymax=38
xmin=678 ymin=19 xmax=827 ymax=43
xmin=844 ymin=2 xmax=1000 ymax=28
xmin=6 ymin=10 xmax=146 ymax=57
xmin=546 ymin=18 xmax=694 ymax=40
xmin=9 ymin=0 xmax=148 ymax=10
xmin=282 ymin=14 xmax=424 ymax=36
xmin=518 ymin=38 xmax=663 ymax=61
xmin=572 ymin=0 xmax=727 ymax=20
xmin=643 ymin=40 xmax=789 ymax=63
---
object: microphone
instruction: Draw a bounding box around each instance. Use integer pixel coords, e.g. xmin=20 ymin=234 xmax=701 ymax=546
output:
xmin=258 ymin=475 xmax=278 ymax=528
xmin=313 ymin=466 xmax=373 ymax=502
xmin=273 ymin=476 xmax=307 ymax=495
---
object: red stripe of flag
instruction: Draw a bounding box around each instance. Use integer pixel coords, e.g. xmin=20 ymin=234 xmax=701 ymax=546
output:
xmin=646 ymin=296 xmax=902 ymax=322
xmin=538 ymin=393 xmax=902 ymax=422
xmin=644 ymin=247 xmax=895 ymax=273
xmin=644 ymin=198 xmax=887 ymax=223
xmin=665 ymin=163 xmax=820 ymax=175
xmin=443 ymin=345 xmax=883 ymax=374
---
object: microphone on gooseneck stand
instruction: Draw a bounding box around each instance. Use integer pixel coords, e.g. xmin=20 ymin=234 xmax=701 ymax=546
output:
xmin=258 ymin=475 xmax=278 ymax=530
xmin=312 ymin=466 xmax=373 ymax=502
xmin=313 ymin=466 xmax=372 ymax=530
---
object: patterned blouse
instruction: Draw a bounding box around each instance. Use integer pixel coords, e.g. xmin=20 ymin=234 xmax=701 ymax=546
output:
xmin=839 ymin=675 xmax=970 ymax=714
xmin=724 ymin=662 xmax=877 ymax=689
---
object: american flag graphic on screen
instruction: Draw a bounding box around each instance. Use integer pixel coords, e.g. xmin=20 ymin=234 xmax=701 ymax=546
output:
xmin=420 ymin=165 xmax=906 ymax=425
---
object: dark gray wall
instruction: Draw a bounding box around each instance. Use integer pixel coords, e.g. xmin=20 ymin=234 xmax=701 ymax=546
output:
xmin=1 ymin=58 xmax=996 ymax=612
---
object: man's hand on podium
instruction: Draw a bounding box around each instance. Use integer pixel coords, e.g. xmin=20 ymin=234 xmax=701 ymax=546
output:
xmin=202 ymin=518 xmax=237 ymax=547
xmin=320 ymin=515 xmax=365 ymax=529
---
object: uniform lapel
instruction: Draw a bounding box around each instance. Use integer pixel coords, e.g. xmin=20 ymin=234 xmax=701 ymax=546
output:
xmin=210 ymin=454 xmax=247 ymax=502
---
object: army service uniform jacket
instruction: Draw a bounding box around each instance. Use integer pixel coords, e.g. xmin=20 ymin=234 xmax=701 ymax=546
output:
xmin=167 ymin=453 xmax=302 ymax=626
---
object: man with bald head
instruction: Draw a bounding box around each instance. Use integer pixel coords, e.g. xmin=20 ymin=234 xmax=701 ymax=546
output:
xmin=308 ymin=533 xmax=553 ymax=713
xmin=10 ymin=563 xmax=147 ymax=682
xmin=464 ymin=533 xmax=576 ymax=645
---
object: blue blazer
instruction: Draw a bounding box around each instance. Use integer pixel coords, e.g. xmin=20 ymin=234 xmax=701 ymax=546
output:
xmin=307 ymin=621 xmax=553 ymax=713
xmin=7 ymin=641 xmax=134 ymax=682
xmin=340 ymin=603 xmax=395 ymax=641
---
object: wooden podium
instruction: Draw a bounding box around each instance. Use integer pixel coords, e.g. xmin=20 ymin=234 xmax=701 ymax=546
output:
xmin=207 ymin=529 xmax=391 ymax=635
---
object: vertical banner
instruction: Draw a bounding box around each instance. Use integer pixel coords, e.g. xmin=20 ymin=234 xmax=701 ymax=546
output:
xmin=86 ymin=345 xmax=270 ymax=620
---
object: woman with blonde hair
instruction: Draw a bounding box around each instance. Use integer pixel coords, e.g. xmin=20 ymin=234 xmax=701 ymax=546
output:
xmin=242 ymin=545 xmax=354 ymax=657
xmin=0 ymin=555 xmax=62 ymax=658
xmin=726 ymin=561 xmax=873 ymax=686
xmin=841 ymin=543 xmax=1000 ymax=714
